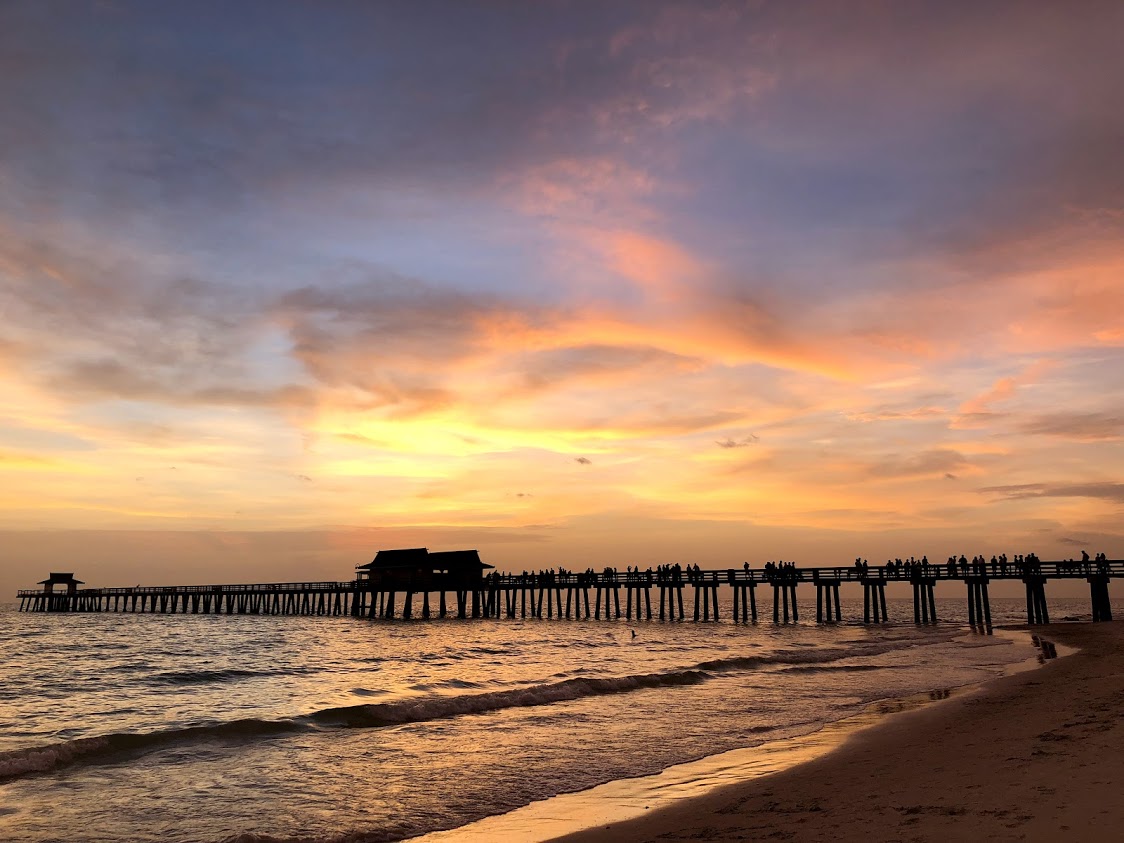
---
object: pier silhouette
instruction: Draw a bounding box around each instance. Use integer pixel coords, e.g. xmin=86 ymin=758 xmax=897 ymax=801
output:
xmin=16 ymin=549 xmax=1120 ymax=627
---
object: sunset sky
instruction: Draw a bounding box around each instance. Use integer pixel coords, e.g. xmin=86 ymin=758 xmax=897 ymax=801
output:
xmin=2 ymin=1 xmax=1122 ymax=595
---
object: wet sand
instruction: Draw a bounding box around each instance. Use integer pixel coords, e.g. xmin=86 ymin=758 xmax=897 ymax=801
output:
xmin=552 ymin=623 xmax=1124 ymax=843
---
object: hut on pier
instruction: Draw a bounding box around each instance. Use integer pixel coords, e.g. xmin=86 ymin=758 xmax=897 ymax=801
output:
xmin=355 ymin=548 xmax=492 ymax=590
xmin=38 ymin=573 xmax=83 ymax=595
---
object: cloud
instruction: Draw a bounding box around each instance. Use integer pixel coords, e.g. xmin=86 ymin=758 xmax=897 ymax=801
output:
xmin=716 ymin=435 xmax=758 ymax=449
xmin=596 ymin=229 xmax=705 ymax=300
xmin=980 ymin=483 xmax=1124 ymax=503
xmin=575 ymin=457 xmax=592 ymax=465
xmin=867 ymin=449 xmax=973 ymax=479
xmin=1019 ymin=412 xmax=1124 ymax=442
xmin=511 ymin=158 xmax=659 ymax=222
xmin=47 ymin=358 xmax=313 ymax=410
xmin=959 ymin=360 xmax=1057 ymax=415
xmin=0 ymin=227 xmax=311 ymax=412
xmin=1058 ymin=536 xmax=1092 ymax=547
xmin=513 ymin=344 xmax=702 ymax=395
xmin=846 ymin=406 xmax=947 ymax=423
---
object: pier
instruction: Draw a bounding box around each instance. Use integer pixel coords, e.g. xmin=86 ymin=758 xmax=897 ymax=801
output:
xmin=15 ymin=551 xmax=1122 ymax=626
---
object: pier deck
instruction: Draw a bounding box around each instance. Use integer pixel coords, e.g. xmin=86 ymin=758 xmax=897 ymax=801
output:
xmin=16 ymin=559 xmax=1122 ymax=626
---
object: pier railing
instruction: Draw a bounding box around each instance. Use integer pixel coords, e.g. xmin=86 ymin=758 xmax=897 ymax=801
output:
xmin=15 ymin=580 xmax=356 ymax=597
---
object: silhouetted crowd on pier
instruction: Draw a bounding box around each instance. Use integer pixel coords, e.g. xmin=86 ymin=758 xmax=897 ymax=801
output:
xmin=477 ymin=550 xmax=1112 ymax=589
xmin=762 ymin=561 xmax=799 ymax=582
xmin=484 ymin=563 xmax=726 ymax=587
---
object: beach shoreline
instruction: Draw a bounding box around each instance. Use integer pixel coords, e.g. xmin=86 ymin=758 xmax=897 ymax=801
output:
xmin=410 ymin=628 xmax=1048 ymax=843
xmin=548 ymin=622 xmax=1123 ymax=843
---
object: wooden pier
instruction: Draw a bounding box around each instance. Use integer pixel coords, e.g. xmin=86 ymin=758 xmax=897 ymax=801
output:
xmin=16 ymin=554 xmax=1123 ymax=627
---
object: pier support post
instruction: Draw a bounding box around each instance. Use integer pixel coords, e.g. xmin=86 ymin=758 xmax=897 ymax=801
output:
xmin=1023 ymin=576 xmax=1050 ymax=624
xmin=1089 ymin=576 xmax=1113 ymax=622
xmin=966 ymin=577 xmax=991 ymax=628
xmin=816 ymin=579 xmax=841 ymax=623
xmin=772 ymin=583 xmax=797 ymax=623
xmin=912 ymin=578 xmax=937 ymax=624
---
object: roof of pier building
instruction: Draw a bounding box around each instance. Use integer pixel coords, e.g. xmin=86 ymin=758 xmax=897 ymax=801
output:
xmin=428 ymin=549 xmax=494 ymax=572
xmin=357 ymin=548 xmax=431 ymax=571
xmin=37 ymin=573 xmax=84 ymax=585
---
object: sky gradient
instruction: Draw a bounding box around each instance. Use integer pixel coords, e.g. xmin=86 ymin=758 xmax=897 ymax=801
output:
xmin=2 ymin=0 xmax=1123 ymax=595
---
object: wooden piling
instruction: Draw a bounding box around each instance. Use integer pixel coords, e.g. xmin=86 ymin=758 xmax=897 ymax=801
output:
xmin=1022 ymin=576 xmax=1049 ymax=624
xmin=1089 ymin=576 xmax=1112 ymax=622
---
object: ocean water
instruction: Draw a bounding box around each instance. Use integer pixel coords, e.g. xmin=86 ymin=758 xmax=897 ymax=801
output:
xmin=0 ymin=596 xmax=1107 ymax=843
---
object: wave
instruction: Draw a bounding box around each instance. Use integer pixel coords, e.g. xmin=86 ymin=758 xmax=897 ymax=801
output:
xmin=145 ymin=667 xmax=316 ymax=687
xmin=0 ymin=718 xmax=307 ymax=782
xmin=0 ymin=639 xmax=925 ymax=783
xmin=307 ymin=668 xmax=711 ymax=729
xmin=693 ymin=640 xmax=907 ymax=673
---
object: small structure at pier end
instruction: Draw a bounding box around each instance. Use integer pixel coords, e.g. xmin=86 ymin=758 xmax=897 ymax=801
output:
xmin=28 ymin=573 xmax=85 ymax=612
xmin=39 ymin=572 xmax=83 ymax=594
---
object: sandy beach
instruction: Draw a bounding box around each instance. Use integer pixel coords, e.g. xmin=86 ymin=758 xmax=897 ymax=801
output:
xmin=554 ymin=623 xmax=1124 ymax=843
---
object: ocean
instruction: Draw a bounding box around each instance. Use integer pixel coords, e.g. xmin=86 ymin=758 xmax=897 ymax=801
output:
xmin=0 ymin=597 xmax=1106 ymax=843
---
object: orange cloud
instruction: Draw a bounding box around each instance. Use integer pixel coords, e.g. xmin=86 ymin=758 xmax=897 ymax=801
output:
xmin=595 ymin=229 xmax=702 ymax=301
xmin=959 ymin=359 xmax=1056 ymax=415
